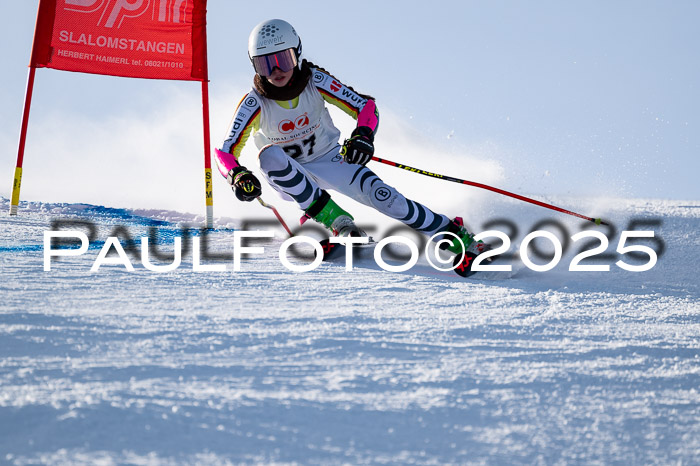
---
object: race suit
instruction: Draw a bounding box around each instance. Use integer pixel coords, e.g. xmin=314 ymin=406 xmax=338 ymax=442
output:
xmin=217 ymin=67 xmax=452 ymax=236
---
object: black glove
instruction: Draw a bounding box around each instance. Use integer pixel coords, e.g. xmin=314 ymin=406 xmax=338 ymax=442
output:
xmin=228 ymin=166 xmax=261 ymax=202
xmin=341 ymin=126 xmax=374 ymax=165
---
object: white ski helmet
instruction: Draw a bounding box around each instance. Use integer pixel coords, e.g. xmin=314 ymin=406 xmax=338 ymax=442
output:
xmin=248 ymin=19 xmax=302 ymax=76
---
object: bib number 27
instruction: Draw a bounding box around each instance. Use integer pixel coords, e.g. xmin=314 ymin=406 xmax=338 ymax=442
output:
xmin=283 ymin=134 xmax=316 ymax=159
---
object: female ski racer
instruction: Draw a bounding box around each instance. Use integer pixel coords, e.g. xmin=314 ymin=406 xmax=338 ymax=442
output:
xmin=215 ymin=19 xmax=486 ymax=261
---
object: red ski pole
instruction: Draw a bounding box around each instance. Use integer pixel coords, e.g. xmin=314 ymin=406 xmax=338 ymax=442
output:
xmin=371 ymin=156 xmax=608 ymax=226
xmin=257 ymin=197 xmax=294 ymax=237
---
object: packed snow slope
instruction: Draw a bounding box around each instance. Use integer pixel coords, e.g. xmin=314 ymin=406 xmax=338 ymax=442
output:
xmin=1 ymin=195 xmax=698 ymax=464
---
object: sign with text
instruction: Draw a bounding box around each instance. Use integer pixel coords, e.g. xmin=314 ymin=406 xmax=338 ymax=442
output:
xmin=31 ymin=0 xmax=207 ymax=81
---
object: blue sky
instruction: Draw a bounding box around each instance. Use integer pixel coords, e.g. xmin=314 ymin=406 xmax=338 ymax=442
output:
xmin=1 ymin=1 xmax=698 ymax=218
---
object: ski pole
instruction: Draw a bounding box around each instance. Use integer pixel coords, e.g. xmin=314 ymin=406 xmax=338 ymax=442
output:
xmin=371 ymin=156 xmax=608 ymax=226
xmin=257 ymin=197 xmax=294 ymax=237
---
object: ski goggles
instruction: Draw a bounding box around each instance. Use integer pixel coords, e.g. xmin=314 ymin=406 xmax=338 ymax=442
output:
xmin=251 ymin=48 xmax=298 ymax=77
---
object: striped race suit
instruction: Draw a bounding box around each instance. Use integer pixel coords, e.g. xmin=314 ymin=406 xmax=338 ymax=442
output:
xmin=217 ymin=67 xmax=451 ymax=236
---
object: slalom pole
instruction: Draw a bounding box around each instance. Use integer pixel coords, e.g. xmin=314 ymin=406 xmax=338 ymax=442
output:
xmin=10 ymin=0 xmax=45 ymax=216
xmin=10 ymin=66 xmax=37 ymax=216
xmin=257 ymin=197 xmax=294 ymax=237
xmin=201 ymin=79 xmax=214 ymax=229
xmin=199 ymin=12 xmax=214 ymax=230
xmin=371 ymin=156 xmax=608 ymax=226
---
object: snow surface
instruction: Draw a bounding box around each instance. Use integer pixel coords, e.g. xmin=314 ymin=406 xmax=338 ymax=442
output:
xmin=1 ymin=195 xmax=699 ymax=464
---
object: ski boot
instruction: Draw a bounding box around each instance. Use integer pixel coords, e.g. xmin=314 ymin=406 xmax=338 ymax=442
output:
xmin=302 ymin=191 xmax=364 ymax=237
xmin=440 ymin=217 xmax=492 ymax=277
xmin=302 ymin=191 xmax=366 ymax=261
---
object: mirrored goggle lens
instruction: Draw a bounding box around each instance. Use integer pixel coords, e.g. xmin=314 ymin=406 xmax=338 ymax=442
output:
xmin=252 ymin=49 xmax=298 ymax=76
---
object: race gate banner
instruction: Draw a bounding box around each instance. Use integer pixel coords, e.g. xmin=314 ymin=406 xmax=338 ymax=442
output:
xmin=30 ymin=0 xmax=207 ymax=81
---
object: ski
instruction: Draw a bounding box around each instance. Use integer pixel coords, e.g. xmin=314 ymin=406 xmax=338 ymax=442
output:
xmin=451 ymin=245 xmax=527 ymax=279
xmin=317 ymin=237 xmax=377 ymax=262
xmin=452 ymin=251 xmax=494 ymax=278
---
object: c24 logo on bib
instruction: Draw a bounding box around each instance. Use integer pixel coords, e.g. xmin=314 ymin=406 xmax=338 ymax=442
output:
xmin=278 ymin=114 xmax=310 ymax=134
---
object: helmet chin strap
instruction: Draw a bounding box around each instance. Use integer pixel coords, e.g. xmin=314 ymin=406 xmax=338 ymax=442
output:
xmin=292 ymin=40 xmax=303 ymax=70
